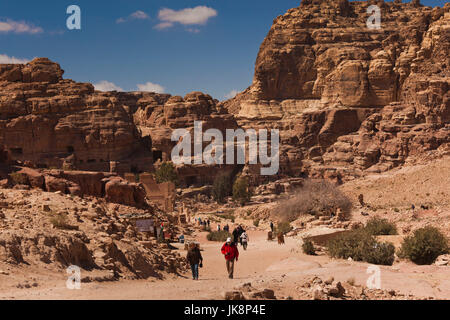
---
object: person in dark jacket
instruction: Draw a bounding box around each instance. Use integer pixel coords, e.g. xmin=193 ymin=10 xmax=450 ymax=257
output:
xmin=221 ymin=237 xmax=239 ymax=279
xmin=232 ymin=227 xmax=239 ymax=245
xmin=186 ymin=243 xmax=203 ymax=280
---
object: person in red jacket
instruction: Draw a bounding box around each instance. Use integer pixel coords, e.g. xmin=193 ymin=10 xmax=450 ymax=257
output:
xmin=221 ymin=237 xmax=239 ymax=279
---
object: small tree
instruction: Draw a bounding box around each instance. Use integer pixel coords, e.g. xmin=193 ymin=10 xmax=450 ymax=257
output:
xmin=232 ymin=176 xmax=252 ymax=206
xmin=155 ymin=161 xmax=178 ymax=185
xmin=212 ymin=174 xmax=232 ymax=203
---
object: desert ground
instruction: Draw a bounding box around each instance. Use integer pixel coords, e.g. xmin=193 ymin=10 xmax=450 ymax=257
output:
xmin=1 ymin=224 xmax=449 ymax=300
xmin=0 ymin=157 xmax=449 ymax=300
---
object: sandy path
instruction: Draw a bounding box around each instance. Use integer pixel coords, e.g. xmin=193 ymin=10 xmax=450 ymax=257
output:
xmin=1 ymin=230 xmax=449 ymax=300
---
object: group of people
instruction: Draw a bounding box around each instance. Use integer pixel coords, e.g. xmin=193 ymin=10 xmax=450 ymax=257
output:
xmin=196 ymin=217 xmax=211 ymax=228
xmin=232 ymin=225 xmax=249 ymax=250
xmin=185 ymin=223 xmax=250 ymax=280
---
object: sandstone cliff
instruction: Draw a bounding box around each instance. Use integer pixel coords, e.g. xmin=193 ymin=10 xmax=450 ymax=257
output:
xmin=221 ymin=0 xmax=449 ymax=181
xmin=0 ymin=58 xmax=153 ymax=174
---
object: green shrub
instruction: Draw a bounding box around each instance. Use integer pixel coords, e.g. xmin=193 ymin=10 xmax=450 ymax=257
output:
xmin=9 ymin=172 xmax=29 ymax=185
xmin=253 ymin=219 xmax=260 ymax=227
xmin=364 ymin=242 xmax=396 ymax=265
xmin=155 ymin=161 xmax=178 ymax=185
xmin=399 ymin=226 xmax=449 ymax=265
xmin=327 ymin=229 xmax=396 ymax=266
xmin=232 ymin=177 xmax=252 ymax=206
xmin=302 ymin=239 xmax=316 ymax=255
xmin=364 ymin=217 xmax=398 ymax=236
xmin=327 ymin=229 xmax=375 ymax=261
xmin=274 ymin=180 xmax=353 ymax=222
xmin=212 ymin=174 xmax=232 ymax=203
xmin=274 ymin=221 xmax=292 ymax=235
xmin=207 ymin=230 xmax=231 ymax=242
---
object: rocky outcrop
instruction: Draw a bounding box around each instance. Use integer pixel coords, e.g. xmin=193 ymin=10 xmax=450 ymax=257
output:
xmin=0 ymin=188 xmax=188 ymax=278
xmin=9 ymin=167 xmax=148 ymax=208
xmin=134 ymin=91 xmax=239 ymax=187
xmin=222 ymin=0 xmax=450 ymax=181
xmin=0 ymin=58 xmax=153 ymax=174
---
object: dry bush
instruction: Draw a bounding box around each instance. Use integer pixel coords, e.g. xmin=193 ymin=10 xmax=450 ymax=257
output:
xmin=49 ymin=212 xmax=77 ymax=230
xmin=274 ymin=180 xmax=352 ymax=222
xmin=302 ymin=239 xmax=316 ymax=255
xmin=207 ymin=230 xmax=231 ymax=242
xmin=274 ymin=221 xmax=293 ymax=235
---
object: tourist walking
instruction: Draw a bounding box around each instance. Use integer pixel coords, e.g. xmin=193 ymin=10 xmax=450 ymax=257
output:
xmin=221 ymin=238 xmax=239 ymax=279
xmin=186 ymin=243 xmax=203 ymax=280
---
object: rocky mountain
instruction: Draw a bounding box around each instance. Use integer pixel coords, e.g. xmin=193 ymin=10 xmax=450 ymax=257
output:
xmin=0 ymin=0 xmax=448 ymax=188
xmin=222 ymin=0 xmax=449 ymax=181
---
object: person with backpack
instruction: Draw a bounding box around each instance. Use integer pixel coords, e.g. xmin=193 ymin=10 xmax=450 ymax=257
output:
xmin=186 ymin=243 xmax=203 ymax=280
xmin=221 ymin=237 xmax=239 ymax=279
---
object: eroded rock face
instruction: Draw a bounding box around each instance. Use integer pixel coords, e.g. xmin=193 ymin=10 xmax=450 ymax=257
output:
xmin=134 ymin=91 xmax=239 ymax=187
xmin=0 ymin=58 xmax=153 ymax=174
xmin=222 ymin=0 xmax=450 ymax=181
xmin=1 ymin=1 xmax=448 ymax=186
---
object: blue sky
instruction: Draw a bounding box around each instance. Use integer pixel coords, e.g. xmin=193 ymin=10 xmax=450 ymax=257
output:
xmin=0 ymin=0 xmax=447 ymax=100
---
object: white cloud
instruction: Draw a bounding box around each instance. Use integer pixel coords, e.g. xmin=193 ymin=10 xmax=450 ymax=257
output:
xmin=0 ymin=54 xmax=30 ymax=64
xmin=224 ymin=90 xmax=239 ymax=100
xmin=0 ymin=19 xmax=43 ymax=34
xmin=93 ymin=81 xmax=124 ymax=92
xmin=156 ymin=6 xmax=217 ymax=30
xmin=130 ymin=11 xmax=149 ymax=20
xmin=117 ymin=10 xmax=150 ymax=24
xmin=154 ymin=22 xmax=174 ymax=30
xmin=137 ymin=82 xmax=165 ymax=93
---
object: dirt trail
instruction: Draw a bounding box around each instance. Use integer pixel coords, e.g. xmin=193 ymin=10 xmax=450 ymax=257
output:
xmin=1 ymin=229 xmax=449 ymax=300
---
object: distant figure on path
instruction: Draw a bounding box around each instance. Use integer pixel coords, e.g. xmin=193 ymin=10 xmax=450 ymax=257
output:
xmin=221 ymin=237 xmax=239 ymax=279
xmin=277 ymin=232 xmax=285 ymax=245
xmin=270 ymin=221 xmax=274 ymax=233
xmin=232 ymin=227 xmax=240 ymax=245
xmin=237 ymin=226 xmax=245 ymax=246
xmin=186 ymin=243 xmax=203 ymax=280
xmin=217 ymin=224 xmax=221 ymax=231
